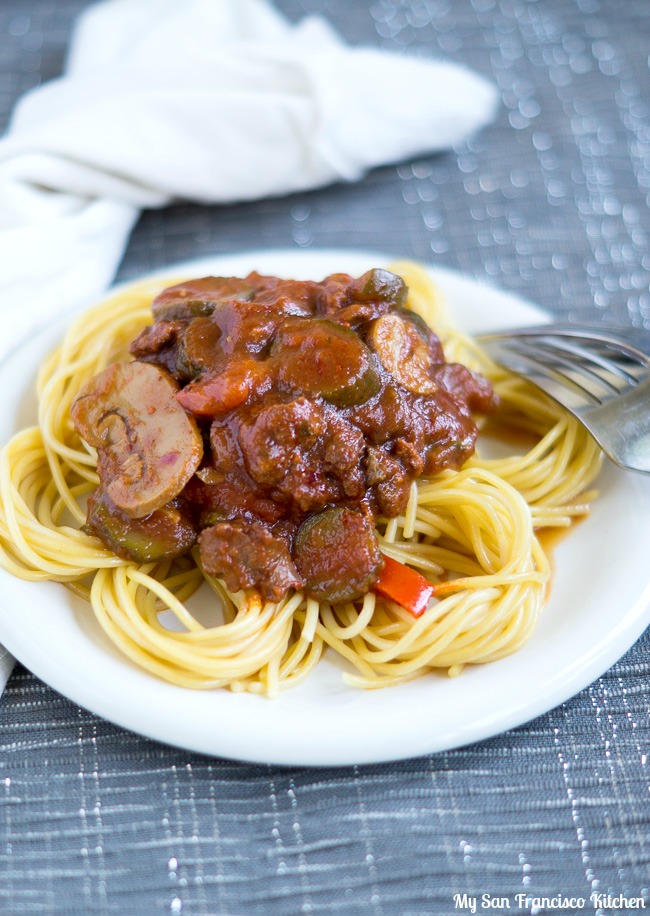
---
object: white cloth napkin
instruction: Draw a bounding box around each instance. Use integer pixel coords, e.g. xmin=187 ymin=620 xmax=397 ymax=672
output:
xmin=0 ymin=0 xmax=498 ymax=693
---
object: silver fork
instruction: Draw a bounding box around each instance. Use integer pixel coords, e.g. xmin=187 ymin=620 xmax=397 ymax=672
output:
xmin=476 ymin=324 xmax=650 ymax=474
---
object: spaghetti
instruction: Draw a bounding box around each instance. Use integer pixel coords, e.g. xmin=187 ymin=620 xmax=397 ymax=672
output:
xmin=0 ymin=263 xmax=602 ymax=693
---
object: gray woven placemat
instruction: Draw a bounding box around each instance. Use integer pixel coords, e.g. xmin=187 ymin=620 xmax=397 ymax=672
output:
xmin=1 ymin=1 xmax=649 ymax=913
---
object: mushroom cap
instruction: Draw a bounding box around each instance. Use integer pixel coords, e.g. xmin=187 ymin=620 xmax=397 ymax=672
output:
xmin=71 ymin=361 xmax=203 ymax=518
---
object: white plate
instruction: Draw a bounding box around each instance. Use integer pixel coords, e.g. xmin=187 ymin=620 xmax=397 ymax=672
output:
xmin=1 ymin=249 xmax=649 ymax=766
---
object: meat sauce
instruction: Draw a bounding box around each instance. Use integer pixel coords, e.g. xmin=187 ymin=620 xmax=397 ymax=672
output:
xmin=71 ymin=269 xmax=496 ymax=604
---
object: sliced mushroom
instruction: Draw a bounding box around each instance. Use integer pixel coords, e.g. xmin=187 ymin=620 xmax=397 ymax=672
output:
xmin=368 ymin=313 xmax=437 ymax=395
xmin=71 ymin=361 xmax=203 ymax=518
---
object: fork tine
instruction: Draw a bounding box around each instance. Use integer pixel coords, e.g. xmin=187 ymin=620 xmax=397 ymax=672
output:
xmin=480 ymin=338 xmax=602 ymax=409
xmin=483 ymin=324 xmax=650 ymax=367
xmin=520 ymin=338 xmax=624 ymax=401
xmin=532 ymin=337 xmax=639 ymax=389
xmin=476 ymin=324 xmax=650 ymax=473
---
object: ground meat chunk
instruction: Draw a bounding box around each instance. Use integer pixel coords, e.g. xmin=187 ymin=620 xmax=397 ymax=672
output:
xmin=364 ymin=446 xmax=411 ymax=517
xmin=345 ymin=384 xmax=411 ymax=445
xmin=317 ymin=273 xmax=354 ymax=314
xmin=237 ymin=398 xmax=365 ymax=513
xmin=251 ymin=277 xmax=320 ymax=315
xmin=198 ymin=519 xmax=304 ymax=602
xmin=183 ymin=422 xmax=285 ymax=526
xmin=394 ymin=438 xmax=425 ymax=476
xmin=129 ymin=320 xmax=186 ymax=375
xmin=130 ymin=321 xmax=183 ymax=356
xmin=150 ymin=276 xmax=256 ymax=321
xmin=413 ymin=391 xmax=479 ymax=474
xmin=330 ymin=299 xmax=392 ymax=329
xmin=433 ymin=363 xmax=497 ymax=413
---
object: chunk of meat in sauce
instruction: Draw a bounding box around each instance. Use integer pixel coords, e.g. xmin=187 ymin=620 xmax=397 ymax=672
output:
xmin=413 ymin=391 xmax=479 ymax=475
xmin=237 ymin=398 xmax=365 ymax=513
xmin=130 ymin=320 xmax=186 ymax=376
xmin=151 ymin=276 xmax=256 ymax=321
xmin=345 ymin=383 xmax=411 ymax=445
xmin=364 ymin=446 xmax=411 ymax=517
xmin=184 ymin=421 xmax=285 ymax=527
xmin=199 ymin=519 xmax=304 ymax=602
xmin=433 ymin=363 xmax=497 ymax=413
xmin=253 ymin=277 xmax=319 ymax=315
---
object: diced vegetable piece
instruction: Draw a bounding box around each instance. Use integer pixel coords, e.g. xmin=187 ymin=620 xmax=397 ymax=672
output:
xmin=197 ymin=509 xmax=227 ymax=529
xmin=152 ymin=276 xmax=255 ymax=320
xmin=273 ymin=317 xmax=380 ymax=407
xmin=85 ymin=491 xmax=196 ymax=563
xmin=374 ymin=555 xmax=434 ymax=617
xmin=368 ymin=313 xmax=437 ymax=395
xmin=293 ymin=507 xmax=384 ymax=604
xmin=176 ymin=359 xmax=272 ymax=417
xmin=351 ymin=268 xmax=408 ymax=307
xmin=71 ymin=361 xmax=203 ymax=519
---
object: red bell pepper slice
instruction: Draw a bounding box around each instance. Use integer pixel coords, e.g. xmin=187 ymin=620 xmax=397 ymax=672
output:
xmin=374 ymin=555 xmax=435 ymax=618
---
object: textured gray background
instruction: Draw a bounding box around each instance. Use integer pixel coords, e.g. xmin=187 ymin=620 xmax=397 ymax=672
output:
xmin=1 ymin=1 xmax=649 ymax=914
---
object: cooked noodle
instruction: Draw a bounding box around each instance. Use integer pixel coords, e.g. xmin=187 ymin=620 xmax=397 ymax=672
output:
xmin=0 ymin=263 xmax=602 ymax=693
